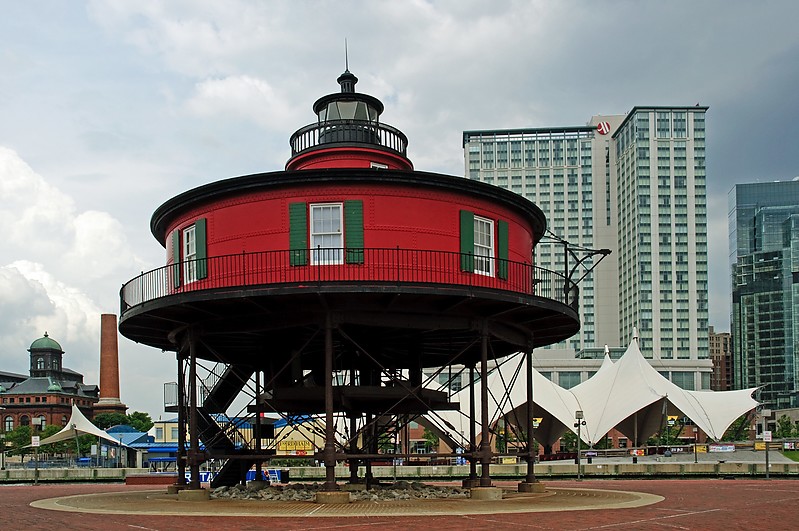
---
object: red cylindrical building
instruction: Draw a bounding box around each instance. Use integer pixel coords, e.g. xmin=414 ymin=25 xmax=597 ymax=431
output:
xmin=119 ymin=69 xmax=579 ymax=492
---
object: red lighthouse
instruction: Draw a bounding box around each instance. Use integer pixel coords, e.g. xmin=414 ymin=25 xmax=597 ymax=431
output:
xmin=119 ymin=69 xmax=580 ymax=496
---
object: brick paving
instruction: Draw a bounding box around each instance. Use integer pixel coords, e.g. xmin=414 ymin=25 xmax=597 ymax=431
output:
xmin=3 ymin=479 xmax=799 ymax=530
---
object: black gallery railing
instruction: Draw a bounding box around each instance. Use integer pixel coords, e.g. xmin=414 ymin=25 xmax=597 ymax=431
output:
xmin=120 ymin=248 xmax=578 ymax=313
xmin=289 ymin=120 xmax=409 ymax=158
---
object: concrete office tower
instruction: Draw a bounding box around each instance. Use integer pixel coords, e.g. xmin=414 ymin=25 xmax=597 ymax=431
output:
xmin=94 ymin=313 xmax=128 ymax=416
xmin=730 ymin=180 xmax=799 ymax=408
xmin=463 ymin=119 xmax=623 ymax=351
xmin=464 ymin=106 xmax=711 ymax=390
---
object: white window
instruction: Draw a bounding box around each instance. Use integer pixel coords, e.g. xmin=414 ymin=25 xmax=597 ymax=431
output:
xmin=474 ymin=216 xmax=494 ymax=276
xmin=183 ymin=225 xmax=197 ymax=283
xmin=310 ymin=203 xmax=343 ymax=265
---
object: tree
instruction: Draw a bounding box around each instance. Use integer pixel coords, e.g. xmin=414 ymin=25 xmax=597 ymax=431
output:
xmin=6 ymin=425 xmax=33 ymax=462
xmin=422 ymin=427 xmax=439 ymax=452
xmin=722 ymin=413 xmax=752 ymax=441
xmin=560 ymin=431 xmax=578 ymax=452
xmin=93 ymin=413 xmax=128 ymax=430
xmin=126 ymin=411 xmax=154 ymax=432
xmin=776 ymin=414 xmax=795 ymax=439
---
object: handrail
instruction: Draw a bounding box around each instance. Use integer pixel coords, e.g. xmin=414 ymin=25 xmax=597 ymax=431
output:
xmin=120 ymin=248 xmax=578 ymax=314
xmin=289 ymin=119 xmax=409 ymax=157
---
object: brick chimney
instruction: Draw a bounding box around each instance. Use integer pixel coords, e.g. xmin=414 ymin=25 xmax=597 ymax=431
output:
xmin=94 ymin=313 xmax=128 ymax=416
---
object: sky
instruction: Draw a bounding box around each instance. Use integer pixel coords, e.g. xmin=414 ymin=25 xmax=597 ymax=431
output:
xmin=1 ymin=1 xmax=798 ymax=417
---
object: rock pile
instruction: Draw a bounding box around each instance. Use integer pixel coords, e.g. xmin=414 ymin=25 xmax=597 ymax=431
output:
xmin=211 ymin=480 xmax=468 ymax=502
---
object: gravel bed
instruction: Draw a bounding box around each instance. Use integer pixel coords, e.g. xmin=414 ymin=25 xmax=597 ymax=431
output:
xmin=211 ymin=480 xmax=468 ymax=502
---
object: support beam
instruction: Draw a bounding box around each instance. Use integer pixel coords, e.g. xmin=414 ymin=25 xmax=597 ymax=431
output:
xmin=525 ymin=346 xmax=536 ymax=483
xmin=479 ymin=328 xmax=492 ymax=487
xmin=466 ymin=364 xmax=478 ymax=485
xmin=176 ymin=350 xmax=187 ymax=487
xmin=188 ymin=331 xmax=201 ymax=490
xmin=323 ymin=314 xmax=337 ymax=491
xmin=254 ymin=369 xmax=263 ymax=482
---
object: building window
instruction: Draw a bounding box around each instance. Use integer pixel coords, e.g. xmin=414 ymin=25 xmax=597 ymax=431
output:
xmin=474 ymin=216 xmax=495 ymax=276
xmin=290 ymin=201 xmax=364 ymax=266
xmin=4 ymin=416 xmax=13 ymax=432
xmin=671 ymin=371 xmax=695 ymax=390
xmin=460 ymin=211 xmax=509 ymax=279
xmin=36 ymin=357 xmax=45 ymax=370
xmin=62 ymin=415 xmax=68 ymax=426
xmin=171 ymin=427 xmax=179 ymax=440
xmin=36 ymin=415 xmax=46 ymax=431
xmin=310 ymin=203 xmax=344 ymax=265
xmin=155 ymin=427 xmax=164 ymax=440
xmin=171 ymin=219 xmax=207 ymax=288
xmin=558 ymin=371 xmax=581 ymax=389
xmin=20 ymin=415 xmax=30 ymax=427
xmin=183 ymin=224 xmax=197 ymax=283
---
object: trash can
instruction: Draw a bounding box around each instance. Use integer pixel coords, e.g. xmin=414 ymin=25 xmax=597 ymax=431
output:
xmin=587 ymin=457 xmax=593 ymax=464
xmin=280 ymin=469 xmax=290 ymax=483
xmin=632 ymin=456 xmax=638 ymax=464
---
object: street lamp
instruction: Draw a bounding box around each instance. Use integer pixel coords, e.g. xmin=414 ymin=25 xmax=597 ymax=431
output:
xmin=761 ymin=408 xmax=772 ymax=480
xmin=693 ymin=426 xmax=698 ymax=464
xmin=31 ymin=416 xmax=44 ymax=486
xmin=0 ymin=406 xmax=5 ymax=471
xmin=574 ymin=410 xmax=586 ymax=481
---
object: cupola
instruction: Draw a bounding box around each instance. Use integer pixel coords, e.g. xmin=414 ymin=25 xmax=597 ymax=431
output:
xmin=286 ymin=70 xmax=412 ymax=171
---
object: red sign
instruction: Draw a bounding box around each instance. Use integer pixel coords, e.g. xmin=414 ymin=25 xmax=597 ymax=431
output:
xmin=597 ymin=122 xmax=611 ymax=135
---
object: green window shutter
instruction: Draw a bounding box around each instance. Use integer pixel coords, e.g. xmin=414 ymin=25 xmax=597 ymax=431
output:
xmin=171 ymin=229 xmax=181 ymax=288
xmin=195 ymin=218 xmax=208 ymax=279
xmin=344 ymin=200 xmax=364 ymax=264
xmin=497 ymin=220 xmax=509 ymax=280
xmin=289 ymin=202 xmax=308 ymax=266
xmin=460 ymin=210 xmax=475 ymax=272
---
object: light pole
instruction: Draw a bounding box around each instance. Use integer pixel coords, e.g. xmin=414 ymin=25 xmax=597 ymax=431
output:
xmin=0 ymin=406 xmax=5 ymax=471
xmin=693 ymin=426 xmax=698 ymax=464
xmin=574 ymin=410 xmax=586 ymax=481
xmin=31 ymin=417 xmax=44 ymax=486
xmin=761 ymin=408 xmax=771 ymax=480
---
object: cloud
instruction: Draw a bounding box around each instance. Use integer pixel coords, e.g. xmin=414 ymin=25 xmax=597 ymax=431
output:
xmin=0 ymin=262 xmax=99 ymax=372
xmin=186 ymin=75 xmax=301 ymax=132
xmin=0 ymin=146 xmax=74 ymax=254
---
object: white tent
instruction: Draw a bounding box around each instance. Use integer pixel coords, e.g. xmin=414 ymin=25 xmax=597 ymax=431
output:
xmin=422 ymin=336 xmax=759 ymax=448
xmin=571 ymin=337 xmax=759 ymax=443
xmin=34 ymin=404 xmax=126 ymax=447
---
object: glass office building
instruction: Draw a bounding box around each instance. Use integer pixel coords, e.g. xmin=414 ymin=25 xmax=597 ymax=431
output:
xmin=463 ymin=106 xmax=710 ymax=387
xmin=730 ymin=180 xmax=799 ymax=408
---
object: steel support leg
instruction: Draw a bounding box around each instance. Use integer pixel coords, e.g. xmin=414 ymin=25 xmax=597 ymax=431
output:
xmin=323 ymin=315 xmax=337 ymax=491
xmin=480 ymin=329 xmax=492 ymax=487
xmin=525 ymin=346 xmax=536 ymax=484
xmin=188 ymin=332 xmax=201 ymax=490
xmin=176 ymin=350 xmax=187 ymax=486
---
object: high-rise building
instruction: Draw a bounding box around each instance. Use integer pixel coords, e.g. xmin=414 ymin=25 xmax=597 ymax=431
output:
xmin=730 ymin=180 xmax=799 ymax=408
xmin=709 ymin=325 xmax=732 ymax=391
xmin=463 ymin=106 xmax=711 ymax=389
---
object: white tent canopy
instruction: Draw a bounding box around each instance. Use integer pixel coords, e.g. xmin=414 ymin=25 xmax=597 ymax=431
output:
xmin=422 ymin=337 xmax=758 ymax=448
xmin=33 ymin=404 xmax=126 ymax=447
